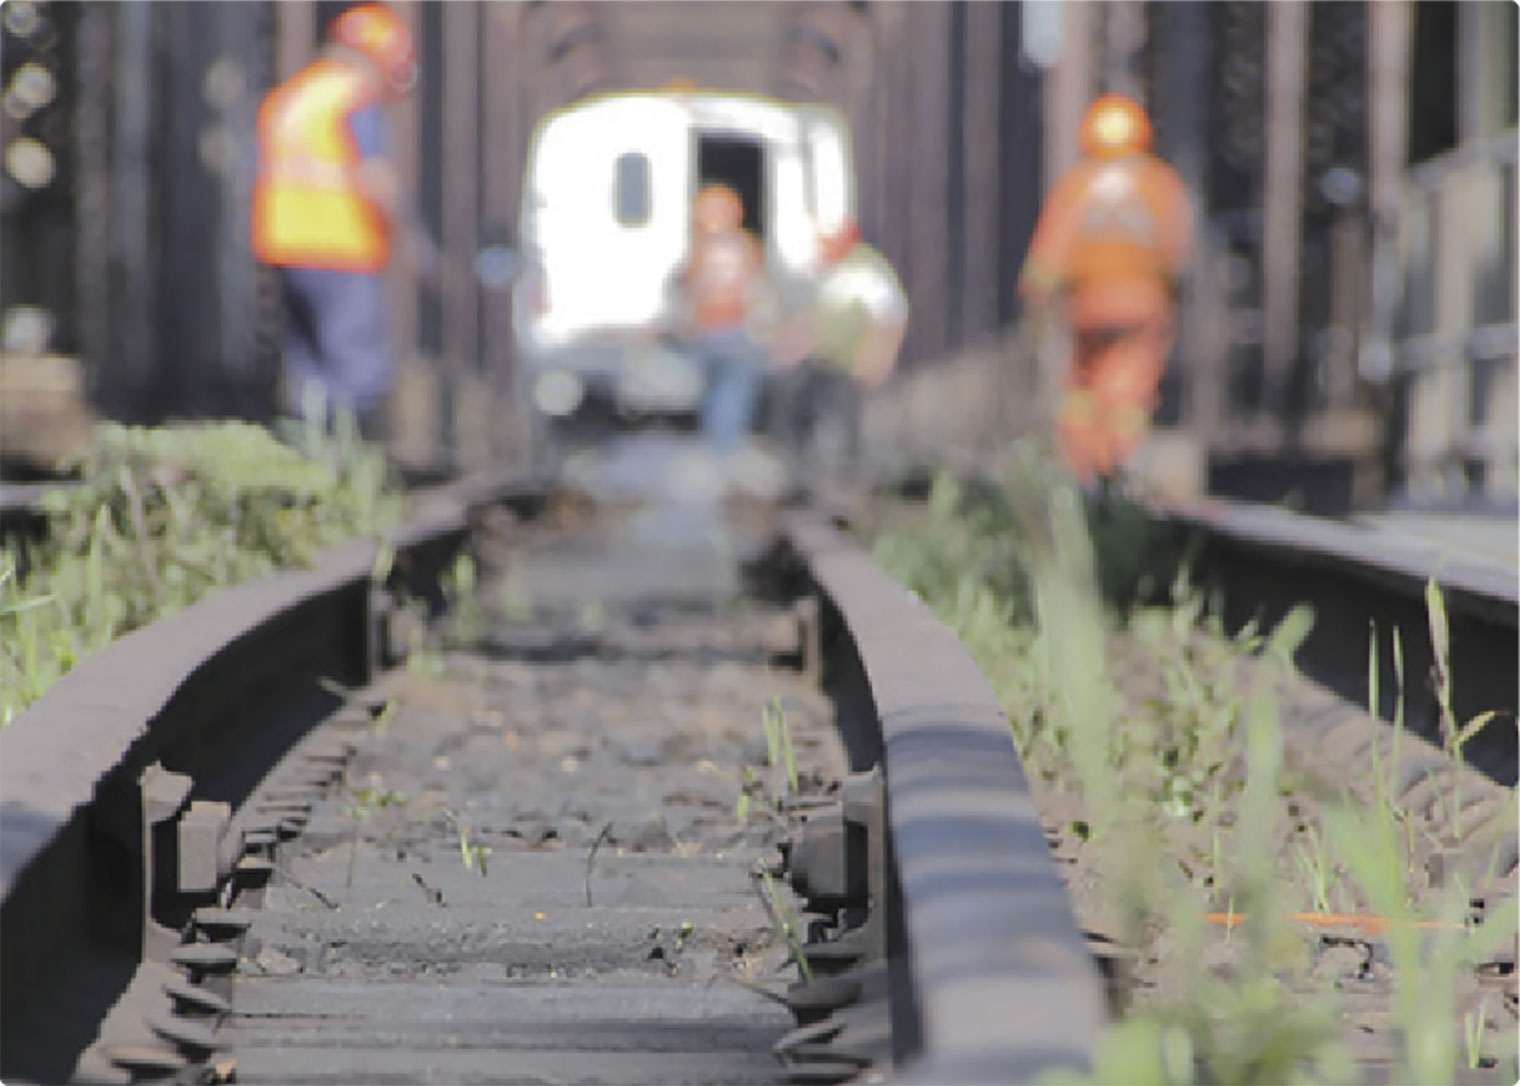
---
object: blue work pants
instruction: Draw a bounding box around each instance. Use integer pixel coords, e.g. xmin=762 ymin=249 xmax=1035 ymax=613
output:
xmin=278 ymin=266 xmax=392 ymax=437
xmin=764 ymin=361 xmax=862 ymax=475
xmin=694 ymin=328 xmax=765 ymax=457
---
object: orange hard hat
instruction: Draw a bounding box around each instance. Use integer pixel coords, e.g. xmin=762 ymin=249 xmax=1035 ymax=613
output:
xmin=692 ymin=183 xmax=744 ymax=235
xmin=1079 ymin=94 xmax=1152 ymax=159
xmin=330 ymin=3 xmax=416 ymax=95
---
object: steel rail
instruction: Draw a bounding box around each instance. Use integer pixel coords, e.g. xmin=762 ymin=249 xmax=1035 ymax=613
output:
xmin=778 ymin=511 xmax=1106 ymax=1084
xmin=0 ymin=472 xmax=541 ymax=1085
xmin=1151 ymin=496 xmax=1518 ymax=785
xmin=1 ymin=485 xmax=1110 ymax=1086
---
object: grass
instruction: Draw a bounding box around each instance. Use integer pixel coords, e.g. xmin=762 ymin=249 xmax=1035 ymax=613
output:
xmin=345 ymin=784 xmax=408 ymax=889
xmin=730 ymin=693 xmax=819 ymax=990
xmin=1293 ymin=824 xmax=1336 ymax=915
xmin=2 ymin=415 xmax=403 ymax=725
xmin=1464 ymin=1002 xmax=1491 ymax=1070
xmin=756 ymin=866 xmax=814 ymax=985
xmin=734 ymin=696 xmax=801 ymax=826
xmin=869 ymin=449 xmax=1516 ymax=1085
xmin=1322 ymin=591 xmax=1518 ymax=1085
xmin=455 ymin=822 xmax=492 ymax=876
xmin=762 ymin=696 xmax=799 ymax=800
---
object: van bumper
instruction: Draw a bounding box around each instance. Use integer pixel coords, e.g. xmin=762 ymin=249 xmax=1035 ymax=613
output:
xmin=520 ymin=338 xmax=705 ymax=421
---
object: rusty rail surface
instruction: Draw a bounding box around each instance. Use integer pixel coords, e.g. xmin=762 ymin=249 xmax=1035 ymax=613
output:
xmin=776 ymin=512 xmax=1105 ymax=1084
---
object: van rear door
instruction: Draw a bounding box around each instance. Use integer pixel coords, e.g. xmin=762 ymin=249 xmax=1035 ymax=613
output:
xmin=793 ymin=105 xmax=856 ymax=239
xmin=517 ymin=96 xmax=693 ymax=354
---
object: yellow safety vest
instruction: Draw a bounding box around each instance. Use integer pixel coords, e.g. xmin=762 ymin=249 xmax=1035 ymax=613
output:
xmin=253 ymin=58 xmax=388 ymax=273
xmin=813 ymin=244 xmax=907 ymax=372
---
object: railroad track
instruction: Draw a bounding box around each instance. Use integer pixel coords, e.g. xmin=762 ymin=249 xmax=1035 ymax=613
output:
xmin=0 ymin=474 xmax=1101 ymax=1085
xmin=1147 ymin=496 xmax=1517 ymax=786
xmin=2 ymin=467 xmax=1514 ymax=1084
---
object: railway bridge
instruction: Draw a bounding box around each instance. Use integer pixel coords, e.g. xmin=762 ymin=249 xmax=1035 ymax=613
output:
xmin=1 ymin=6 xmax=1518 ymax=1084
xmin=2 ymin=0 xmax=1515 ymax=522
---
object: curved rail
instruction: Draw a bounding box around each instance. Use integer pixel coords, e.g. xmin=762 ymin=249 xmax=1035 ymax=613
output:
xmin=5 ymin=489 xmax=1112 ymax=1082
xmin=776 ymin=513 xmax=1105 ymax=1083
xmin=8 ymin=464 xmax=1508 ymax=1083
xmin=0 ymin=473 xmax=540 ymax=1084
xmin=1 ymin=482 xmax=1106 ymax=1085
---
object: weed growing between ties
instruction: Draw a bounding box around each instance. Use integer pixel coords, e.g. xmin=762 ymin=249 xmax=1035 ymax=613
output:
xmin=720 ymin=696 xmax=822 ymax=990
xmin=870 ymin=448 xmax=1518 ymax=1085
xmin=1 ymin=415 xmax=403 ymax=724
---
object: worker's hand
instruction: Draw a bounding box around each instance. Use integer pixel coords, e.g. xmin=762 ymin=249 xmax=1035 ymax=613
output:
xmin=357 ymin=158 xmax=404 ymax=222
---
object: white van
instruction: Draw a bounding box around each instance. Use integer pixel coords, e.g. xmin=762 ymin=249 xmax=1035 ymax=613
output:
xmin=512 ymin=90 xmax=856 ymax=447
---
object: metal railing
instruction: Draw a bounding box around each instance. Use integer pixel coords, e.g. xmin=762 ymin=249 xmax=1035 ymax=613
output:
xmin=1388 ymin=130 xmax=1518 ymax=506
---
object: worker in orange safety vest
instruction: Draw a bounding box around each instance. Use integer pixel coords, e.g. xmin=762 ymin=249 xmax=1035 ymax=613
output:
xmin=253 ymin=2 xmax=428 ymax=440
xmin=1019 ymin=94 xmax=1193 ymax=484
xmin=672 ymin=183 xmax=777 ymax=459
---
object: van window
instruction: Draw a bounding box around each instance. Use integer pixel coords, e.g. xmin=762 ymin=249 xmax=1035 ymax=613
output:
xmin=614 ymin=152 xmax=651 ymax=227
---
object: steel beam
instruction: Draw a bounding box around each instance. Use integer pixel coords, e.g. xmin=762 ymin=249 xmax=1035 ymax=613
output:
xmin=1042 ymin=0 xmax=1092 ymax=191
xmin=960 ymin=0 xmax=1002 ymax=345
xmin=482 ymin=2 xmax=525 ymax=464
xmin=1261 ymin=0 xmax=1308 ymax=421
xmin=904 ymin=2 xmax=953 ymax=367
xmin=1151 ymin=1 xmax=1215 ymax=435
xmin=107 ymin=1 xmax=156 ymax=419
xmin=386 ymin=1 xmax=423 ymax=453
xmin=276 ymin=1 xmax=315 ymax=81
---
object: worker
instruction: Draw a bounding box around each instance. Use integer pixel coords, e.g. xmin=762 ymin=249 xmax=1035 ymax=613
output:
xmin=766 ymin=219 xmax=908 ymax=478
xmin=1019 ymin=93 xmax=1193 ymax=484
xmin=672 ymin=183 xmax=775 ymax=460
xmin=252 ymin=2 xmax=429 ymax=441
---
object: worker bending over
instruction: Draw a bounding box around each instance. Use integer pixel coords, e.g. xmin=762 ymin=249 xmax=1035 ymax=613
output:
xmin=767 ymin=220 xmax=907 ymax=479
xmin=1019 ymin=94 xmax=1193 ymax=483
xmin=253 ymin=2 xmax=429 ymax=440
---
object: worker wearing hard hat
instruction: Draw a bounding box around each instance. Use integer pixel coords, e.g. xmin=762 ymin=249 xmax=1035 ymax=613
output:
xmin=252 ymin=2 xmax=430 ymax=440
xmin=767 ymin=220 xmax=908 ymax=478
xmin=1019 ymin=93 xmax=1193 ymax=484
xmin=672 ymin=183 xmax=776 ymax=460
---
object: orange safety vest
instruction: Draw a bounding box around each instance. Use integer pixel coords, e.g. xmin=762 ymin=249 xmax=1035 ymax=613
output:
xmin=252 ymin=58 xmax=388 ymax=273
xmin=682 ymin=228 xmax=764 ymax=333
xmin=1025 ymin=153 xmax=1192 ymax=482
xmin=1022 ymin=152 xmax=1191 ymax=312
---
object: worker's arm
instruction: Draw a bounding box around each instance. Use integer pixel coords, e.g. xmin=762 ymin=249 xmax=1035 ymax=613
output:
xmin=1160 ymin=164 xmax=1195 ymax=282
xmin=349 ymin=105 xmax=401 ymax=224
xmin=1018 ymin=169 xmax=1086 ymax=307
xmin=852 ymin=255 xmax=909 ymax=389
xmin=769 ymin=296 xmax=817 ymax=369
xmin=854 ymin=315 xmax=907 ymax=390
xmin=350 ymin=104 xmax=440 ymax=283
